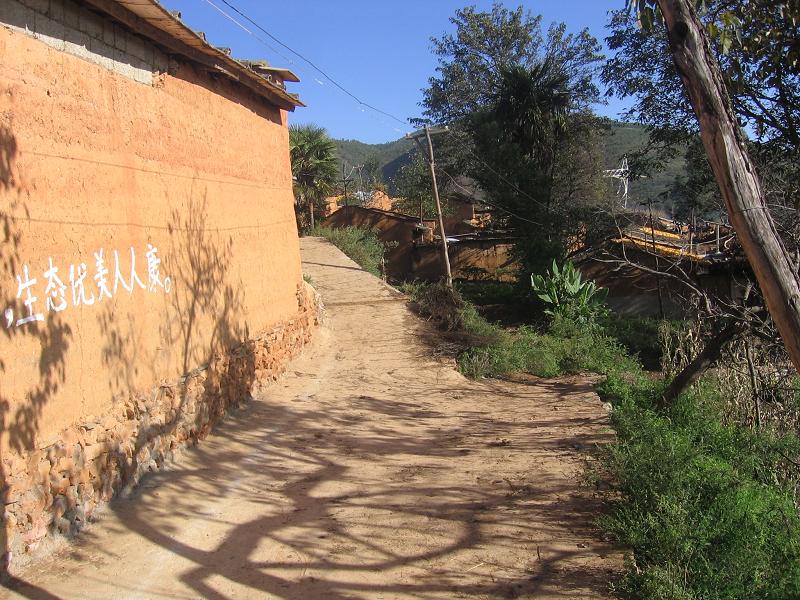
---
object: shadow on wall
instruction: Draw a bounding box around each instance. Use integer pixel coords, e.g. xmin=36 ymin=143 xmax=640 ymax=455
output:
xmin=0 ymin=125 xmax=70 ymax=600
xmin=1 ymin=146 xmax=265 ymax=594
xmin=94 ymin=191 xmax=253 ymax=500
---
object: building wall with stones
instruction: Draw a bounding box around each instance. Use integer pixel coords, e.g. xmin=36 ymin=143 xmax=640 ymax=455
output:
xmin=0 ymin=0 xmax=316 ymax=566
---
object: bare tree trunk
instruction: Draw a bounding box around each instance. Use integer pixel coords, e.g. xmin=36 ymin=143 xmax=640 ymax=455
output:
xmin=309 ymin=197 xmax=315 ymax=230
xmin=656 ymin=0 xmax=800 ymax=376
xmin=744 ymin=337 xmax=762 ymax=429
xmin=660 ymin=321 xmax=742 ymax=407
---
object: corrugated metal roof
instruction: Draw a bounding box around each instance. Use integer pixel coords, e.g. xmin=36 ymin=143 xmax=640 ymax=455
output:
xmin=82 ymin=0 xmax=304 ymax=110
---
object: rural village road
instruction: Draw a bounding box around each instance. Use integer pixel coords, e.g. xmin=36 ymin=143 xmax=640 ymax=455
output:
xmin=3 ymin=237 xmax=622 ymax=599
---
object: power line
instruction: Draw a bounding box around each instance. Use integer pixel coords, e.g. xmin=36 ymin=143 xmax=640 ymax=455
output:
xmin=438 ymin=167 xmax=542 ymax=226
xmin=465 ymin=149 xmax=549 ymax=210
xmin=199 ymin=0 xmax=294 ymax=66
xmin=207 ymin=0 xmax=410 ymax=128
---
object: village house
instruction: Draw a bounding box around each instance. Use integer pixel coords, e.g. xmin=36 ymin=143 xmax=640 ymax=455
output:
xmin=322 ymin=183 xmax=512 ymax=282
xmin=0 ymin=0 xmax=318 ymax=565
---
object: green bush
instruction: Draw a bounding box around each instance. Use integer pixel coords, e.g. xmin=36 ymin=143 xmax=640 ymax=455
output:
xmin=455 ymin=280 xmax=518 ymax=305
xmin=602 ymin=316 xmax=674 ymax=370
xmin=404 ymin=280 xmax=637 ymax=380
xmin=600 ymin=377 xmax=800 ymax=599
xmin=531 ymin=259 xmax=608 ymax=326
xmin=459 ymin=320 xmax=639 ymax=380
xmin=310 ymin=225 xmax=386 ymax=277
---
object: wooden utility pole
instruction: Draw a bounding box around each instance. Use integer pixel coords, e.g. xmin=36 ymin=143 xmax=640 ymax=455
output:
xmin=340 ymin=163 xmax=352 ymax=212
xmin=407 ymin=125 xmax=452 ymax=288
xmin=656 ymin=0 xmax=800 ymax=376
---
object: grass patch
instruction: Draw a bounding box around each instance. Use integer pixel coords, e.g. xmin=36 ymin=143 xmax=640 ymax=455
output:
xmin=310 ymin=225 xmax=386 ymax=277
xmin=455 ymin=281 xmax=519 ymax=305
xmin=402 ymin=280 xmax=637 ymax=379
xmin=459 ymin=324 xmax=639 ymax=379
xmin=600 ymin=376 xmax=800 ymax=599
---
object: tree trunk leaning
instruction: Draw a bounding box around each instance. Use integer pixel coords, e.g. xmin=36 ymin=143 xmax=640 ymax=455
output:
xmin=656 ymin=0 xmax=800 ymax=376
xmin=660 ymin=321 xmax=742 ymax=407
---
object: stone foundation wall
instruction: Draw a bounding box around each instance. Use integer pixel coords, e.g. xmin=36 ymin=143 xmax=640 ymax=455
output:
xmin=1 ymin=282 xmax=320 ymax=566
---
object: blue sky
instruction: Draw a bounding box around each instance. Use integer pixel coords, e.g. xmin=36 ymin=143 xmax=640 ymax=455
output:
xmin=161 ymin=1 xmax=632 ymax=144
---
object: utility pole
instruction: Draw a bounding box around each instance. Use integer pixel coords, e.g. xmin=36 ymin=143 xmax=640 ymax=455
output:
xmin=354 ymin=164 xmax=364 ymax=199
xmin=340 ymin=163 xmax=352 ymax=212
xmin=407 ymin=125 xmax=452 ymax=288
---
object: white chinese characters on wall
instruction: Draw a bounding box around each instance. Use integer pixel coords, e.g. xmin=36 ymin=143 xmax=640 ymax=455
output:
xmin=5 ymin=245 xmax=172 ymax=328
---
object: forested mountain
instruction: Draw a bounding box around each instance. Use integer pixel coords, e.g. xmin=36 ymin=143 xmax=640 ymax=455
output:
xmin=333 ymin=121 xmax=687 ymax=211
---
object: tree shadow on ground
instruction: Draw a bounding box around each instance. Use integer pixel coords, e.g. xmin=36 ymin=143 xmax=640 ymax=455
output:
xmin=6 ymin=236 xmax=620 ymax=599
xmin=69 ymin=354 xmax=618 ymax=598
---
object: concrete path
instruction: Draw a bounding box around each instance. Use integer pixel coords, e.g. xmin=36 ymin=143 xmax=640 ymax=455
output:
xmin=2 ymin=237 xmax=622 ymax=599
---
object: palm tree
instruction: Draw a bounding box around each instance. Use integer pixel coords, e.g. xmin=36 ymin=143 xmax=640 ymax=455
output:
xmin=492 ymin=60 xmax=571 ymax=214
xmin=289 ymin=125 xmax=338 ymax=231
xmin=493 ymin=59 xmax=570 ymax=162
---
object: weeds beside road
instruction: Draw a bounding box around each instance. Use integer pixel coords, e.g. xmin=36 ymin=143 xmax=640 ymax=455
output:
xmin=308 ymin=225 xmax=386 ymax=278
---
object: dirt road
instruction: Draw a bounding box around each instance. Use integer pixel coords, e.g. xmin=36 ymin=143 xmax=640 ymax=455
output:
xmin=3 ymin=237 xmax=622 ymax=599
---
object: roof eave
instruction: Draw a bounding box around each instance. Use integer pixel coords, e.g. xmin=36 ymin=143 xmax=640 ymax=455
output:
xmin=82 ymin=0 xmax=304 ymax=110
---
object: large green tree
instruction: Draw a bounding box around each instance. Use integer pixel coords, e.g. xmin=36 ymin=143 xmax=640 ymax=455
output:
xmin=421 ymin=3 xmax=602 ymax=126
xmin=289 ymin=125 xmax=338 ymax=232
xmin=469 ymin=63 xmax=611 ymax=273
xmin=391 ymin=153 xmax=453 ymax=220
xmin=418 ymin=4 xmax=608 ymax=276
xmin=603 ymin=1 xmax=800 ymax=171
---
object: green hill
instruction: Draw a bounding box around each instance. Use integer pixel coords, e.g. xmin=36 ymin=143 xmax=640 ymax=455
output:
xmin=333 ymin=137 xmax=414 ymax=187
xmin=599 ymin=121 xmax=688 ymax=212
xmin=334 ymin=121 xmax=687 ymax=209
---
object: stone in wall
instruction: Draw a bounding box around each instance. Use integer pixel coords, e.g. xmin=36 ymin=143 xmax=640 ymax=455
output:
xmin=1 ymin=282 xmax=321 ymax=566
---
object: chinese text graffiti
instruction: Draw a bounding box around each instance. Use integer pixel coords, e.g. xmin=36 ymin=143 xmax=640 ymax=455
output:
xmin=5 ymin=245 xmax=171 ymax=328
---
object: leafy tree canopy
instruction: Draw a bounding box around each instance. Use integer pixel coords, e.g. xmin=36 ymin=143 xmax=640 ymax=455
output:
xmin=289 ymin=124 xmax=338 ymax=230
xmin=604 ymin=1 xmax=800 ymax=150
xmin=420 ymin=3 xmax=603 ymax=127
xmin=417 ymin=4 xmax=609 ymax=275
xmin=391 ymin=153 xmax=451 ymax=220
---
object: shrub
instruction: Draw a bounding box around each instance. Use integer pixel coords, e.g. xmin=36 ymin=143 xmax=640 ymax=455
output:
xmin=459 ymin=322 xmax=638 ymax=380
xmin=404 ymin=280 xmax=468 ymax=331
xmin=602 ymin=316 xmax=673 ymax=370
xmin=531 ymin=259 xmax=608 ymax=326
xmin=600 ymin=377 xmax=800 ymax=599
xmin=310 ymin=225 xmax=386 ymax=277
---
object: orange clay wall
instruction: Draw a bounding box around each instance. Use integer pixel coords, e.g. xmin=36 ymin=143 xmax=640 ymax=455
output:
xmin=0 ymin=25 xmax=304 ymax=456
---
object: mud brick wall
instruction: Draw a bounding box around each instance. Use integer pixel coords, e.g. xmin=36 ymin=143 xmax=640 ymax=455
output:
xmin=2 ymin=283 xmax=319 ymax=562
xmin=0 ymin=4 xmax=311 ymax=569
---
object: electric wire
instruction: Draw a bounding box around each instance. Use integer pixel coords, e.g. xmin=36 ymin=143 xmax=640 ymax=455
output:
xmin=199 ymin=0 xmax=294 ymax=66
xmin=208 ymin=0 xmax=411 ymax=128
xmin=195 ymin=0 xmax=544 ymax=221
xmin=438 ymin=167 xmax=542 ymax=226
xmin=465 ymin=149 xmax=549 ymax=210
